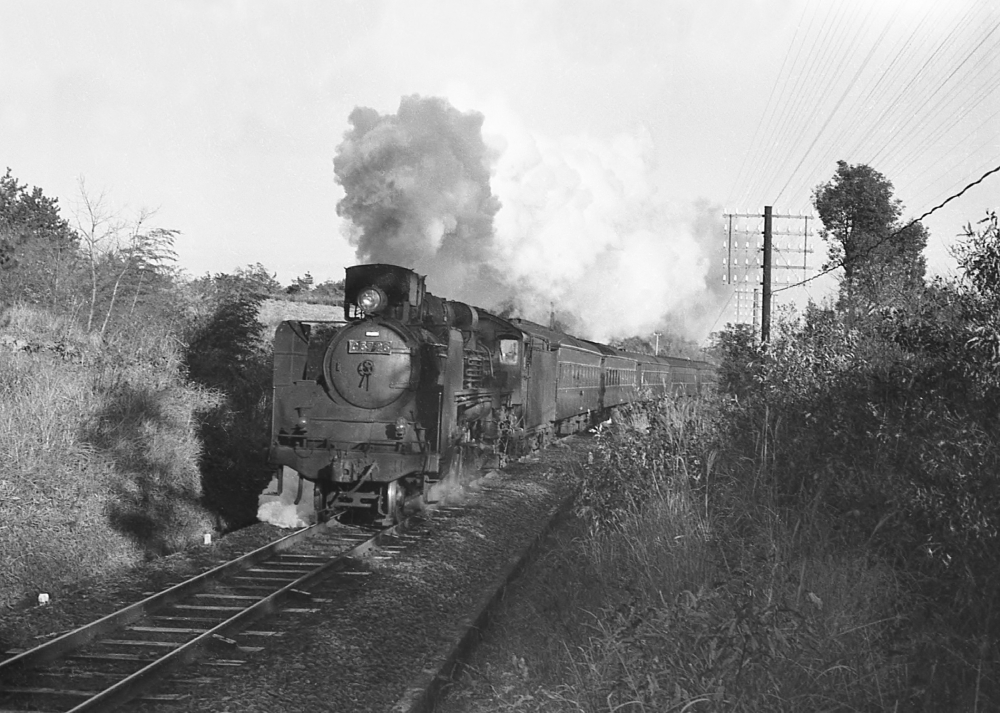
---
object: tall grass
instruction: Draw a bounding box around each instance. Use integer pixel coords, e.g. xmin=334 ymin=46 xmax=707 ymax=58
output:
xmin=0 ymin=305 xmax=217 ymax=608
xmin=489 ymin=396 xmax=911 ymax=712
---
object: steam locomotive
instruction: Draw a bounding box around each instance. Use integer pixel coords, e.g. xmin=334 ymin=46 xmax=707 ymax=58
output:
xmin=265 ymin=263 xmax=714 ymax=525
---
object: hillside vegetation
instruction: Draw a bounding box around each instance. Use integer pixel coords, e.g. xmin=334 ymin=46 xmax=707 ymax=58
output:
xmin=446 ymin=195 xmax=1000 ymax=709
xmin=0 ymin=173 xmax=322 ymax=608
xmin=0 ymin=307 xmax=218 ymax=605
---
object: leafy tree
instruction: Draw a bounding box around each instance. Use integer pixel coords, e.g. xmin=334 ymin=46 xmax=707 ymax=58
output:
xmin=812 ymin=161 xmax=927 ymax=308
xmin=232 ymin=263 xmax=282 ymax=296
xmin=0 ymin=168 xmax=80 ymax=307
xmin=954 ymin=211 xmax=1000 ymax=300
xmin=710 ymin=323 xmax=762 ymax=399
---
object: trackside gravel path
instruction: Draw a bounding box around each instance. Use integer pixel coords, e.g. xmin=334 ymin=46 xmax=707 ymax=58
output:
xmin=128 ymin=441 xmax=585 ymax=713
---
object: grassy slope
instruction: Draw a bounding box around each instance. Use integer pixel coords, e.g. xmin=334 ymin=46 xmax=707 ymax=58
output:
xmin=0 ymin=306 xmax=217 ymax=609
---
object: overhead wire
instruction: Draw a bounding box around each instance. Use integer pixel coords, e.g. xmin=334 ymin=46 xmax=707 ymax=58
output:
xmin=868 ymin=12 xmax=1000 ymax=169
xmin=725 ymin=2 xmax=810 ymax=208
xmin=762 ymin=0 xmax=880 ymax=202
xmin=772 ymin=2 xmax=898 ymax=205
xmin=722 ymin=0 xmax=1000 ymax=326
xmin=783 ymin=0 xmax=940 ymax=208
xmin=734 ymin=0 xmax=986 ymax=215
xmin=889 ymin=68 xmax=1000 ymax=188
xmin=736 ymin=1 xmax=842 ymax=209
xmin=877 ymin=17 xmax=1000 ymax=184
xmin=903 ymin=102 xmax=1000 ymax=200
xmin=780 ymin=0 xmax=981 ymax=213
xmin=753 ymin=0 xmax=859 ymax=203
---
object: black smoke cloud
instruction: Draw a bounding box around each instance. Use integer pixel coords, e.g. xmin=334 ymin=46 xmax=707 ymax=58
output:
xmin=334 ymin=95 xmax=509 ymax=306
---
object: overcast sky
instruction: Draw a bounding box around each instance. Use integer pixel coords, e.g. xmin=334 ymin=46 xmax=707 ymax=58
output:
xmin=3 ymin=0 xmax=998 ymax=340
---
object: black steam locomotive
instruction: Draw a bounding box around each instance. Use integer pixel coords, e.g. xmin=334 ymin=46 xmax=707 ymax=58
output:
xmin=266 ymin=263 xmax=714 ymax=525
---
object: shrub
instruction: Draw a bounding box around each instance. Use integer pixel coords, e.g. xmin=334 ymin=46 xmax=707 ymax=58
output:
xmin=707 ymin=219 xmax=1000 ymax=705
xmin=183 ymin=277 xmax=273 ymax=528
xmin=547 ymin=396 xmax=908 ymax=711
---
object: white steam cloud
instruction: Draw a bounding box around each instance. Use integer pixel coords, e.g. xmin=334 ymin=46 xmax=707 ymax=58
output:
xmin=334 ymin=95 xmax=726 ymax=344
xmin=487 ymin=111 xmax=720 ymax=341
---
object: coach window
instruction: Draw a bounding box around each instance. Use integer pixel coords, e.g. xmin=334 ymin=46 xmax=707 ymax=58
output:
xmin=499 ymin=339 xmax=519 ymax=365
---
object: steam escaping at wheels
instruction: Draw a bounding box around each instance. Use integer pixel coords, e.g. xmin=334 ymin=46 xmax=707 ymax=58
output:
xmin=257 ymin=467 xmax=316 ymax=528
xmin=262 ymin=263 xmax=714 ymax=530
xmin=257 ymin=467 xmax=318 ymax=529
xmin=257 ymin=467 xmax=415 ymax=528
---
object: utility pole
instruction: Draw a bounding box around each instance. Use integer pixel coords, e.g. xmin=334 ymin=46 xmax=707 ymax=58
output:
xmin=652 ymin=331 xmax=661 ymax=355
xmin=722 ymin=208 xmax=814 ymax=343
xmin=762 ymin=205 xmax=772 ymax=344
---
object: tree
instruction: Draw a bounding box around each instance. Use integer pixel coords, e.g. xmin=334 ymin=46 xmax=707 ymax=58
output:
xmin=0 ymin=168 xmax=80 ymax=306
xmin=954 ymin=211 xmax=1000 ymax=301
xmin=232 ymin=263 xmax=282 ymax=296
xmin=812 ymin=161 xmax=927 ymax=308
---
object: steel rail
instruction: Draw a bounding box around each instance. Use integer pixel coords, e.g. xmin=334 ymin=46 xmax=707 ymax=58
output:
xmin=61 ymin=521 xmax=400 ymax=713
xmin=0 ymin=522 xmax=329 ymax=677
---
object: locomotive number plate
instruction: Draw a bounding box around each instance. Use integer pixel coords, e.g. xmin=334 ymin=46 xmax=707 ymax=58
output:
xmin=348 ymin=339 xmax=392 ymax=355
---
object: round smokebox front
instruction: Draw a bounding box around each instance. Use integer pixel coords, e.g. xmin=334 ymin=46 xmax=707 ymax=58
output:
xmin=324 ymin=322 xmax=417 ymax=409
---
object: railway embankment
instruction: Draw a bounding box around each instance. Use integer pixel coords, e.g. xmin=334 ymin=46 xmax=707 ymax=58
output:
xmin=0 ymin=306 xmax=220 ymax=613
xmin=0 ymin=296 xmax=334 ymax=614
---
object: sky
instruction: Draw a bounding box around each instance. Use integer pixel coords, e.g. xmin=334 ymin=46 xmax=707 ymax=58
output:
xmin=2 ymin=0 xmax=999 ymax=343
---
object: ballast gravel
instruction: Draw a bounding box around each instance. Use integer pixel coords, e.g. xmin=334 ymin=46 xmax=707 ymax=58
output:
xmin=0 ymin=522 xmax=290 ymax=655
xmin=121 ymin=441 xmax=586 ymax=713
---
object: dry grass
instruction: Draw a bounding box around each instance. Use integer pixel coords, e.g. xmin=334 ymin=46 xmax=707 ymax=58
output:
xmin=0 ymin=305 xmax=218 ymax=609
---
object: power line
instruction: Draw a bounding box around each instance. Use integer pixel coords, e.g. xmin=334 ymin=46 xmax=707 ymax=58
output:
xmin=725 ymin=2 xmax=810 ymax=207
xmin=728 ymin=0 xmax=1000 ymax=222
xmin=706 ymin=288 xmax=737 ymax=336
xmin=782 ymin=1 xmax=987 ymax=214
xmin=869 ymin=13 xmax=1000 ymax=168
xmin=737 ymin=1 xmax=842 ymax=208
xmin=772 ymin=4 xmax=898 ymax=204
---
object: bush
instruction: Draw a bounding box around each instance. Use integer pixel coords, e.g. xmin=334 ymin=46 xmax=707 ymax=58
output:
xmin=183 ymin=277 xmax=274 ymax=528
xmin=541 ymin=396 xmax=908 ymax=711
xmin=707 ymin=220 xmax=1000 ymax=706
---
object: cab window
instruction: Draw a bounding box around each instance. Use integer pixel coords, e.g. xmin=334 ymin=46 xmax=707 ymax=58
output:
xmin=499 ymin=339 xmax=520 ymax=365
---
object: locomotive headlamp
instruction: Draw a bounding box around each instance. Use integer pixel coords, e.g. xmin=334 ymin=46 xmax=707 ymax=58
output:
xmin=357 ymin=286 xmax=387 ymax=314
xmin=294 ymin=409 xmax=309 ymax=433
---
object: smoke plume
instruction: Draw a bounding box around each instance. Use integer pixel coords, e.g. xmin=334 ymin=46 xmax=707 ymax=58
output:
xmin=334 ymin=95 xmax=507 ymax=304
xmin=334 ymin=95 xmax=725 ymax=343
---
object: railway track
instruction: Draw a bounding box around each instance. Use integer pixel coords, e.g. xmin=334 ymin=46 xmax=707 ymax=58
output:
xmin=0 ymin=516 xmax=416 ymax=713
